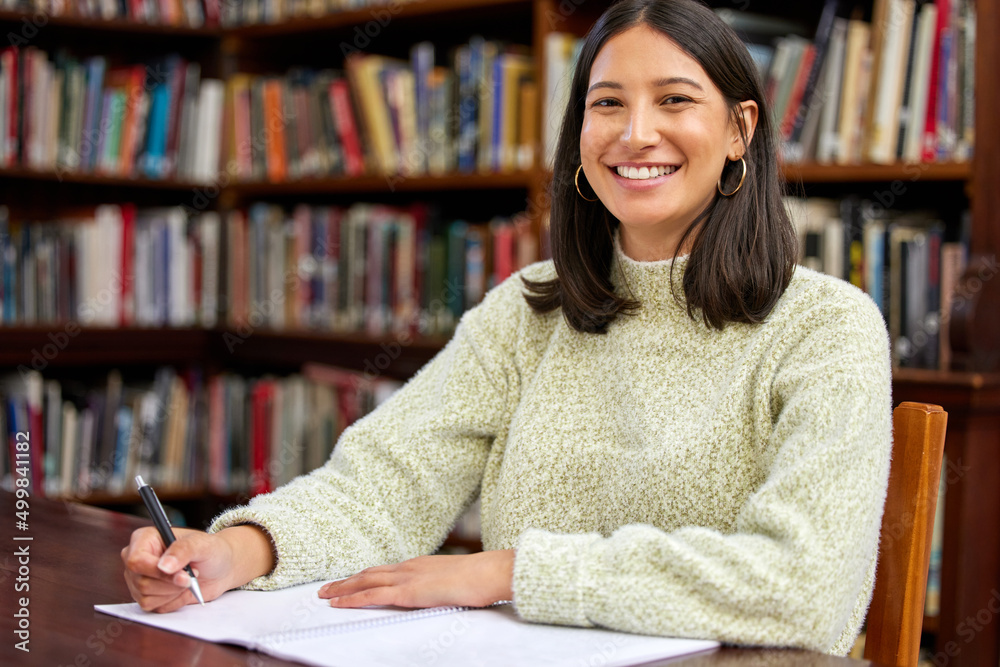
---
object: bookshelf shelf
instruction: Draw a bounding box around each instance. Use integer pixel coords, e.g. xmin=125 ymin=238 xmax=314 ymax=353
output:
xmin=0 ymin=166 xmax=209 ymax=192
xmin=225 ymin=170 xmax=539 ymax=197
xmin=9 ymin=324 xmax=984 ymax=385
xmin=0 ymin=166 xmax=537 ymax=196
xmin=781 ymin=161 xmax=973 ymax=184
xmin=892 ymin=368 xmax=1000 ymax=409
xmin=0 ymin=327 xmax=449 ymax=379
xmin=54 ymin=487 xmax=219 ymax=505
xmin=0 ymin=9 xmax=221 ymax=37
xmin=224 ymin=329 xmax=449 ymax=379
xmin=0 ymin=326 xmax=212 ymax=367
xmin=228 ymin=0 xmax=532 ymax=38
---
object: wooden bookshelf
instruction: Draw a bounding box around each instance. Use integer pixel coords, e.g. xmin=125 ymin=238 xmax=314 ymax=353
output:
xmin=222 ymin=329 xmax=448 ymax=379
xmin=0 ymin=326 xmax=212 ymax=367
xmin=0 ymin=326 xmax=447 ymax=380
xmin=890 ymin=369 xmax=1000 ymax=666
xmin=0 ymin=166 xmax=208 ymax=191
xmin=781 ymin=161 xmax=973 ymax=184
xmin=0 ymin=9 xmax=221 ymax=37
xmin=224 ymin=170 xmax=540 ymax=197
xmin=53 ymin=486 xmax=216 ymax=505
xmin=227 ymin=0 xmax=533 ymax=38
xmin=5 ymin=324 xmax=989 ymax=385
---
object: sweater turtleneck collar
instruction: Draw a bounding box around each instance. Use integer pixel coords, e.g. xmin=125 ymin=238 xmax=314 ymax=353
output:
xmin=609 ymin=229 xmax=689 ymax=315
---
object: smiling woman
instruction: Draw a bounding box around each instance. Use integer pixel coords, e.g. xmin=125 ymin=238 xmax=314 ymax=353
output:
xmin=524 ymin=0 xmax=795 ymax=333
xmin=582 ymin=26 xmax=758 ymax=260
xmin=121 ymin=0 xmax=893 ymax=659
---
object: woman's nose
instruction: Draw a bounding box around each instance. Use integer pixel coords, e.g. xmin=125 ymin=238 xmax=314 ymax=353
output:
xmin=622 ymin=107 xmax=660 ymax=152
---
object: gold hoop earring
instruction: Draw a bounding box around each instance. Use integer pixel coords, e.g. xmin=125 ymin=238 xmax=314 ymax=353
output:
xmin=717 ymin=156 xmax=747 ymax=197
xmin=575 ymin=164 xmax=599 ymax=202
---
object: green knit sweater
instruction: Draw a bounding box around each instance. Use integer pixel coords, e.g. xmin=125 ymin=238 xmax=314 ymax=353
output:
xmin=210 ymin=241 xmax=893 ymax=656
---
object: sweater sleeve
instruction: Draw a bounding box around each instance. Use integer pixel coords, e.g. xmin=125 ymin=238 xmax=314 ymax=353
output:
xmin=208 ymin=274 xmax=525 ymax=591
xmin=511 ymin=283 xmax=893 ymax=654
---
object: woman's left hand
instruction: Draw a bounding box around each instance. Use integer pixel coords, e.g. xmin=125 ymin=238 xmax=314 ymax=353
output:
xmin=317 ymin=549 xmax=515 ymax=609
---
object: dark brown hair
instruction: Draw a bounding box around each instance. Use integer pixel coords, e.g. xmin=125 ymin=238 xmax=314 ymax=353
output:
xmin=522 ymin=0 xmax=796 ymax=332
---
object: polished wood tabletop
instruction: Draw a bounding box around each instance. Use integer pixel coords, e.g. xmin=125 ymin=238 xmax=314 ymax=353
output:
xmin=0 ymin=491 xmax=879 ymax=666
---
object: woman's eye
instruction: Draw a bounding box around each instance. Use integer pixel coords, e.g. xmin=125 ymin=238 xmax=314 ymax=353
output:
xmin=590 ymin=98 xmax=621 ymax=108
xmin=662 ymin=96 xmax=692 ymax=105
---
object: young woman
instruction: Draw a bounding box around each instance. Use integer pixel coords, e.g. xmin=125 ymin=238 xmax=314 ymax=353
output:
xmin=122 ymin=0 xmax=892 ymax=656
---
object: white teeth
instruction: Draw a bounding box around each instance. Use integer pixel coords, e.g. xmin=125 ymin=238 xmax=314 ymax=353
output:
xmin=615 ymin=165 xmax=677 ymax=180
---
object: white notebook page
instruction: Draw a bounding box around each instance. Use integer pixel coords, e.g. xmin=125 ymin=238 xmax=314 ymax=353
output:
xmin=96 ymin=583 xmax=719 ymax=667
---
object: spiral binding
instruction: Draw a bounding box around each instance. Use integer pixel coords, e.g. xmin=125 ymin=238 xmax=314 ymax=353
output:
xmin=255 ymin=601 xmax=512 ymax=649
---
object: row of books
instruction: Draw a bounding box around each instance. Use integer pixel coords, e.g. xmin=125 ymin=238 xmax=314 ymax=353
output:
xmin=216 ymin=0 xmax=378 ymax=26
xmin=0 ymin=201 xmax=540 ymax=335
xmin=542 ymin=32 xmax=581 ymax=169
xmin=784 ymin=196 xmax=969 ymax=369
xmin=0 ymin=0 xmax=223 ymax=27
xmin=2 ymin=37 xmax=541 ymax=182
xmin=222 ymin=39 xmax=536 ymax=182
xmin=0 ymin=364 xmax=401 ymax=498
xmin=0 ymin=46 xmax=224 ymax=181
xmin=755 ymin=0 xmax=975 ymax=164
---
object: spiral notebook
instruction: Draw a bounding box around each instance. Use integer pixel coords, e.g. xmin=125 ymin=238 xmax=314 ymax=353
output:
xmin=95 ymin=582 xmax=719 ymax=667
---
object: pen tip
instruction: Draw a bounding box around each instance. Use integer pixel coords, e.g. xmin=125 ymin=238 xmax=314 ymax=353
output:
xmin=135 ymin=475 xmax=145 ymax=489
xmin=189 ymin=577 xmax=206 ymax=606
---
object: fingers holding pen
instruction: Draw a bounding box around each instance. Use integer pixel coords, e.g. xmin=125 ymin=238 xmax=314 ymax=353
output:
xmin=121 ymin=525 xmax=213 ymax=611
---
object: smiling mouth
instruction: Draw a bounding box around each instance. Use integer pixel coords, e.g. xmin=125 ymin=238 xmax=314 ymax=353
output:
xmin=613 ymin=165 xmax=680 ymax=180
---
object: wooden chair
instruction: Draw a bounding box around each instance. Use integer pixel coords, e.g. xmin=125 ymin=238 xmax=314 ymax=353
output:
xmin=864 ymin=402 xmax=948 ymax=667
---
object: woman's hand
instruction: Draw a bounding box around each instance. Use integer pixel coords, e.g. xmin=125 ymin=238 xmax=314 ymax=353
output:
xmin=121 ymin=524 xmax=275 ymax=613
xmin=318 ymin=549 xmax=515 ymax=609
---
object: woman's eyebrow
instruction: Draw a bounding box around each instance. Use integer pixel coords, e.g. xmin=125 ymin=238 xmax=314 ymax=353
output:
xmin=654 ymin=76 xmax=704 ymax=90
xmin=587 ymin=80 xmax=623 ymax=95
xmin=587 ymin=77 xmax=705 ymax=95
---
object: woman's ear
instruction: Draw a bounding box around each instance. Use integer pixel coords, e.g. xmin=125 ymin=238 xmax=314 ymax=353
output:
xmin=730 ymin=100 xmax=759 ymax=159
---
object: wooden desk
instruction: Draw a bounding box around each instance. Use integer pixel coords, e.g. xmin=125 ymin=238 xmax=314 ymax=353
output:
xmin=0 ymin=492 xmax=878 ymax=666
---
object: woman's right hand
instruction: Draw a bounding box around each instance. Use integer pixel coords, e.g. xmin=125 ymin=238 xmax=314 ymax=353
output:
xmin=121 ymin=524 xmax=275 ymax=613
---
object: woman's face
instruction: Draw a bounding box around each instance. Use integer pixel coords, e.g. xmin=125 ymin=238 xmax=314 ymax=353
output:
xmin=580 ymin=25 xmax=756 ymax=256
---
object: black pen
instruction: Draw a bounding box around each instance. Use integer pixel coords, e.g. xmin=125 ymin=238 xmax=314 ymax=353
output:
xmin=135 ymin=475 xmax=205 ymax=605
